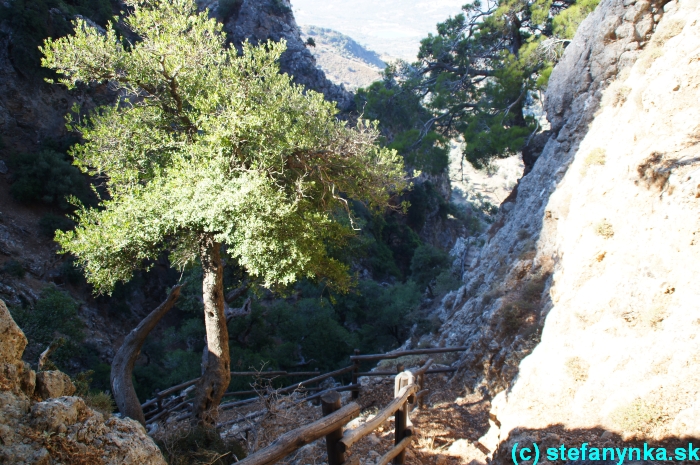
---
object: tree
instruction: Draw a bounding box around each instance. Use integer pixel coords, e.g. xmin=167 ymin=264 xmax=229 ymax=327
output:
xmin=360 ymin=0 xmax=598 ymax=171
xmin=41 ymin=0 xmax=406 ymax=426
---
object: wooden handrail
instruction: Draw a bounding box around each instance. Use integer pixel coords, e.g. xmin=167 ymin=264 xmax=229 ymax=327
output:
xmin=377 ymin=434 xmax=414 ymax=465
xmin=338 ymin=383 xmax=419 ymax=451
xmin=357 ymin=366 xmax=455 ymax=377
xmin=415 ymin=359 xmax=434 ymax=376
xmin=349 ymin=347 xmax=467 ymax=362
xmin=234 ymin=402 xmax=361 ymax=465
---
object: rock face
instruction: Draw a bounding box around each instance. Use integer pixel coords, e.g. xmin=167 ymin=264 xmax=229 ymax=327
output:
xmin=0 ymin=299 xmax=166 ymax=465
xmin=199 ymin=0 xmax=353 ymax=110
xmin=429 ymin=0 xmax=700 ymax=456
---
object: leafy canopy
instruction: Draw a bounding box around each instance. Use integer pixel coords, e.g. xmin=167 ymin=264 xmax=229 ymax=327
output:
xmin=41 ymin=0 xmax=406 ymax=294
xmin=359 ymin=0 xmax=599 ymax=170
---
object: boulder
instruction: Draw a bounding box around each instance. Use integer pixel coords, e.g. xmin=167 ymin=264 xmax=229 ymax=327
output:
xmin=35 ymin=370 xmax=76 ymax=400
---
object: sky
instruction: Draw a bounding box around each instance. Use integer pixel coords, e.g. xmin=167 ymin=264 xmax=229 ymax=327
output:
xmin=290 ymin=0 xmax=468 ymax=61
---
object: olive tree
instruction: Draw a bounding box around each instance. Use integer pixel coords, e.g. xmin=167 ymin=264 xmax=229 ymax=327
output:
xmin=41 ymin=0 xmax=406 ymax=425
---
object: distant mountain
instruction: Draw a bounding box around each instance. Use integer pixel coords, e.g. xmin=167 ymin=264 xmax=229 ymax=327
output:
xmin=301 ymin=26 xmax=386 ymax=91
xmin=292 ymin=0 xmax=467 ymax=60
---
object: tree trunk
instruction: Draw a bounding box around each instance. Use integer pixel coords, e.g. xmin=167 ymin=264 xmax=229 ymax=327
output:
xmin=192 ymin=235 xmax=231 ymax=427
xmin=111 ymin=285 xmax=181 ymax=426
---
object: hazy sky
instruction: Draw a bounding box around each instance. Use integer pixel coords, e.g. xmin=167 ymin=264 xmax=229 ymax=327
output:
xmin=290 ymin=0 xmax=468 ymax=60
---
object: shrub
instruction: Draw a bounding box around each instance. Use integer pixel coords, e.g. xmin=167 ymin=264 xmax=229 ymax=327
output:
xmin=39 ymin=213 xmax=75 ymax=238
xmin=595 ymin=220 xmax=614 ymax=239
xmin=155 ymin=425 xmax=246 ymax=465
xmin=580 ymin=148 xmax=606 ymax=175
xmin=611 ymin=398 xmax=666 ymax=435
xmin=305 ymin=37 xmax=316 ymax=47
xmin=602 ymin=82 xmax=631 ymax=108
xmin=7 ymin=150 xmax=94 ymax=209
xmin=410 ymin=244 xmax=450 ymax=293
xmin=2 ymin=260 xmax=25 ymax=278
xmin=10 ymin=287 xmax=84 ymax=367
xmin=59 ymin=258 xmax=85 ymax=285
xmin=434 ymin=269 xmax=461 ymax=295
xmin=84 ymin=391 xmax=116 ymax=417
xmin=565 ymin=356 xmax=589 ymax=383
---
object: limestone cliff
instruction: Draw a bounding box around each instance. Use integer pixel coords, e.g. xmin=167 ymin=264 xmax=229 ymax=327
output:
xmin=429 ymin=0 xmax=700 ymax=457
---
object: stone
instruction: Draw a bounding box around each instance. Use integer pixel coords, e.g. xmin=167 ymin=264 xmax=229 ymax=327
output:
xmin=31 ymin=396 xmax=86 ymax=433
xmin=0 ymin=299 xmax=26 ymax=366
xmin=35 ymin=370 xmax=76 ymax=400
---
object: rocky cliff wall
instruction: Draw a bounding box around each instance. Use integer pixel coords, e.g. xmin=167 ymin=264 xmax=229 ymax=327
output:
xmin=430 ymin=0 xmax=700 ymax=457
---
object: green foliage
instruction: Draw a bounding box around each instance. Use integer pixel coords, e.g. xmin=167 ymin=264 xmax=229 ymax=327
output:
xmin=552 ymin=0 xmax=601 ymax=39
xmin=156 ymin=425 xmax=246 ymax=465
xmin=7 ymin=150 xmax=94 ymax=209
xmin=434 ymin=269 xmax=461 ymax=295
xmin=41 ymin=0 xmax=406 ymax=295
xmin=356 ymin=78 xmax=449 ymax=175
xmin=10 ymin=287 xmax=85 ymax=368
xmin=410 ymin=244 xmax=449 ymax=292
xmin=2 ymin=260 xmax=25 ymax=278
xmin=367 ymin=0 xmax=600 ymax=170
xmin=39 ymin=213 xmax=75 ymax=238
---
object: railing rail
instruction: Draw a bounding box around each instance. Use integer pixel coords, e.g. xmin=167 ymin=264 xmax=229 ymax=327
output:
xmin=142 ymin=346 xmax=464 ymax=425
xmin=238 ymin=359 xmax=433 ymax=465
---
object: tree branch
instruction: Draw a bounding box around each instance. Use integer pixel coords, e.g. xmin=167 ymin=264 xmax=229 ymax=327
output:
xmin=111 ymin=285 xmax=182 ymax=426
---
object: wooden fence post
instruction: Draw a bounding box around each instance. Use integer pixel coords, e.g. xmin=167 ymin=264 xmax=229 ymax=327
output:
xmin=393 ymin=400 xmax=408 ymax=465
xmin=321 ymin=391 xmax=345 ymax=465
xmin=351 ymin=349 xmax=360 ymax=400
xmin=417 ymin=372 xmax=425 ymax=409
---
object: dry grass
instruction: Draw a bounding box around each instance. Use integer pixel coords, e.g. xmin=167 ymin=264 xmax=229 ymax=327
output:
xmin=565 ymin=357 xmax=590 ymax=383
xmin=154 ymin=423 xmax=246 ymax=465
xmin=83 ymin=391 xmax=115 ymax=418
xmin=637 ymin=152 xmax=673 ymax=190
xmin=637 ymin=46 xmax=664 ymax=73
xmin=23 ymin=429 xmax=104 ymax=465
xmin=611 ymin=398 xmax=667 ymax=436
xmin=602 ymin=82 xmax=632 ymax=108
xmin=595 ymin=220 xmax=614 ymax=239
xmin=580 ymin=148 xmax=607 ymax=176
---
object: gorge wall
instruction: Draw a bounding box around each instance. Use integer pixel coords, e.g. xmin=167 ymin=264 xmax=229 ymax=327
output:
xmin=431 ymin=0 xmax=700 ymax=457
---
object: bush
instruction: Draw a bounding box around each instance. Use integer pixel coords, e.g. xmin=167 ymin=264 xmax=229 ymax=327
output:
xmin=10 ymin=287 xmax=84 ymax=367
xmin=2 ymin=260 xmax=25 ymax=278
xmin=39 ymin=213 xmax=75 ymax=238
xmin=8 ymin=150 xmax=94 ymax=209
xmin=59 ymin=258 xmax=85 ymax=285
xmin=410 ymin=244 xmax=450 ymax=293
xmin=595 ymin=220 xmax=614 ymax=238
xmin=434 ymin=269 xmax=461 ymax=295
xmin=156 ymin=425 xmax=246 ymax=465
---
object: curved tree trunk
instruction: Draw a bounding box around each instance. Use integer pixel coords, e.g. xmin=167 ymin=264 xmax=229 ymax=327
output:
xmin=111 ymin=285 xmax=182 ymax=426
xmin=192 ymin=235 xmax=231 ymax=427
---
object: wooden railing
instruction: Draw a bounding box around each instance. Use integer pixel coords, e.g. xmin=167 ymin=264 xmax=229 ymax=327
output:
xmin=236 ymin=359 xmax=435 ymax=465
xmin=142 ymin=346 xmax=465 ymax=426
